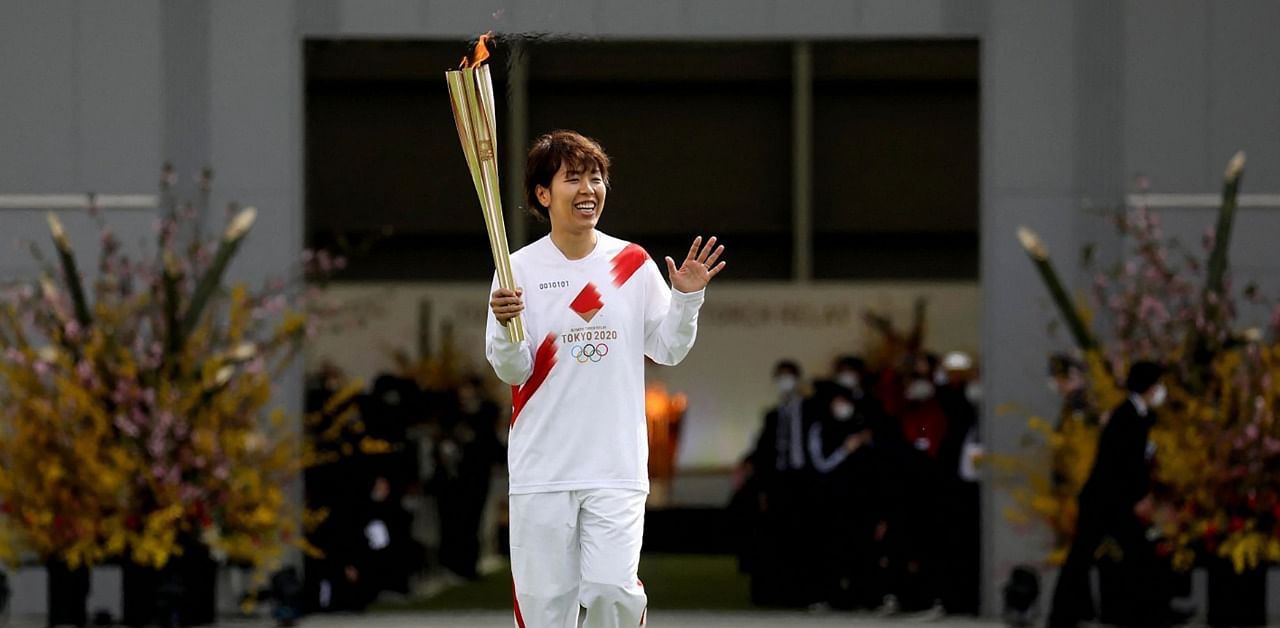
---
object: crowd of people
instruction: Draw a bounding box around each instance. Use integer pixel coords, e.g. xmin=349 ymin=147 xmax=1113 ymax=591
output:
xmin=296 ymin=348 xmax=986 ymax=616
xmin=301 ymin=363 xmax=505 ymax=612
xmin=731 ymin=352 xmax=984 ymax=617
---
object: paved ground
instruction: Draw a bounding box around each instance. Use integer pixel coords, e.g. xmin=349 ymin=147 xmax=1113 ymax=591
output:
xmin=8 ymin=610 xmax=1004 ymax=627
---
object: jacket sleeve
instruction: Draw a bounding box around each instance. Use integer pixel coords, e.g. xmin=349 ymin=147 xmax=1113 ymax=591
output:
xmin=641 ymin=258 xmax=705 ymax=366
xmin=808 ymin=423 xmax=852 ymax=474
xmin=484 ymin=272 xmax=533 ymax=385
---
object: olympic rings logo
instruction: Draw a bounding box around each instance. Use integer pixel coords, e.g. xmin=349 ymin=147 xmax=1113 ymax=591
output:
xmin=571 ymin=343 xmax=609 ymax=364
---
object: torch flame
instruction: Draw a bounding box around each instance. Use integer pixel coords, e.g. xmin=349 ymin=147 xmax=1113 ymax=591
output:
xmin=459 ymin=31 xmax=493 ymax=69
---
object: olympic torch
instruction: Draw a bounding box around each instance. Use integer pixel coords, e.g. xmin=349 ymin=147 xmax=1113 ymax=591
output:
xmin=447 ymin=33 xmax=525 ymax=342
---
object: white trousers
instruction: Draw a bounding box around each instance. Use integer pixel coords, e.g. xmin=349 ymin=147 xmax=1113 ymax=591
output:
xmin=510 ymin=489 xmax=648 ymax=628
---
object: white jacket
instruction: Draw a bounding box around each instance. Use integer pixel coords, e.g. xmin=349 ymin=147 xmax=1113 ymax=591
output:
xmin=486 ymin=231 xmax=704 ymax=495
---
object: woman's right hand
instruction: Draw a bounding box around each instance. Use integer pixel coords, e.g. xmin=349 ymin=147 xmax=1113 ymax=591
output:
xmin=490 ymin=287 xmax=524 ymax=326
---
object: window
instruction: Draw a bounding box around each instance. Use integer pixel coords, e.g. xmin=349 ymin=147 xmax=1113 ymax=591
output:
xmin=304 ymin=39 xmax=978 ymax=281
xmin=812 ymin=41 xmax=978 ymax=279
xmin=306 ymin=40 xmax=508 ymax=280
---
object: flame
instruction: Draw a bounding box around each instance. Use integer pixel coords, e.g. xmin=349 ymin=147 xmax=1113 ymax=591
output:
xmin=459 ymin=31 xmax=493 ymax=69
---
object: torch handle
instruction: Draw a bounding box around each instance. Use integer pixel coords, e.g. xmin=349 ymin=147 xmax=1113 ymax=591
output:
xmin=447 ymin=67 xmax=526 ymax=344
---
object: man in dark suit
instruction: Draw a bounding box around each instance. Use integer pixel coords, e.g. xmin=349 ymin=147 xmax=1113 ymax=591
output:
xmin=1049 ymin=361 xmax=1170 ymax=628
xmin=743 ymin=359 xmax=821 ymax=607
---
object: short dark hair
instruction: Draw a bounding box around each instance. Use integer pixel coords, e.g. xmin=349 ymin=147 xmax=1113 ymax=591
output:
xmin=1049 ymin=353 xmax=1084 ymax=377
xmin=834 ymin=355 xmax=866 ymax=373
xmin=773 ymin=360 xmax=801 ymax=378
xmin=1125 ymin=361 xmax=1165 ymax=394
xmin=524 ymin=130 xmax=611 ymax=221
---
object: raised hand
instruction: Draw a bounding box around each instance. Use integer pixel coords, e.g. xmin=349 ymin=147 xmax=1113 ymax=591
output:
xmin=665 ymin=235 xmax=726 ymax=293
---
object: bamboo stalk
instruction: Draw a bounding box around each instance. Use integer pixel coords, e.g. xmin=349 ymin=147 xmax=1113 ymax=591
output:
xmin=1184 ymin=152 xmax=1246 ymax=390
xmin=1018 ymin=227 xmax=1098 ymax=351
xmin=46 ymin=213 xmax=93 ymax=328
xmin=162 ymin=252 xmax=183 ymax=363
xmin=179 ymin=207 xmax=256 ymax=343
xmin=1205 ymin=151 xmax=1245 ymax=297
xmin=1 ymin=303 xmax=30 ymax=349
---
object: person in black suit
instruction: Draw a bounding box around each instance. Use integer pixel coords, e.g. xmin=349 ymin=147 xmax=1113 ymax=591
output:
xmin=806 ymin=381 xmax=875 ymax=610
xmin=743 ymin=359 xmax=819 ymax=607
xmin=435 ymin=375 xmax=503 ymax=579
xmin=1048 ymin=361 xmax=1170 ymax=628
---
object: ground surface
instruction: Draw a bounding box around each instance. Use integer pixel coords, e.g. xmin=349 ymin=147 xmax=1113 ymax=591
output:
xmin=8 ymin=555 xmax=1004 ymax=627
xmin=10 ymin=612 xmax=1001 ymax=627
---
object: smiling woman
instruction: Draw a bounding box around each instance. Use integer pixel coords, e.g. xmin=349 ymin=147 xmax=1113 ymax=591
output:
xmin=484 ymin=125 xmax=726 ymax=626
xmin=525 ymin=130 xmax=611 ymax=244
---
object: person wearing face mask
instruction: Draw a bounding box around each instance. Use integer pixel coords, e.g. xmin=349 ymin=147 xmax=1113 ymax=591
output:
xmin=833 ymin=354 xmax=892 ymax=437
xmin=1049 ymin=361 xmax=1175 ymax=628
xmin=749 ymin=360 xmax=810 ymax=486
xmin=900 ymin=354 xmax=947 ymax=460
xmin=879 ymin=353 xmax=948 ymax=616
xmin=742 ymin=359 xmax=819 ymax=606
xmin=807 ymin=382 xmax=872 ymax=477
xmin=805 ymin=382 xmax=878 ymax=610
xmin=832 ymin=355 xmax=867 ymax=398
xmin=934 ymin=351 xmax=982 ymax=616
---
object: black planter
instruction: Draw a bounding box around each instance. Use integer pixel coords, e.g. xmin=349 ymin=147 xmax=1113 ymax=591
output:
xmin=121 ymin=540 xmax=218 ymax=627
xmin=121 ymin=560 xmax=164 ymax=627
xmin=46 ymin=559 xmax=90 ymax=627
xmin=1207 ymin=557 xmax=1267 ymax=627
xmin=177 ymin=541 xmax=217 ymax=626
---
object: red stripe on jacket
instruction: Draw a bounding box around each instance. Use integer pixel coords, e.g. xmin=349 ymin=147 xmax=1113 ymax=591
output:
xmin=511 ymin=333 xmax=558 ymax=427
xmin=610 ymin=243 xmax=649 ymax=287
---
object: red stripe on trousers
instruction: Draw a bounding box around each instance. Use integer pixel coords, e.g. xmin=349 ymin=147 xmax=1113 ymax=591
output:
xmin=511 ymin=579 xmax=527 ymax=628
xmin=511 ymin=333 xmax=557 ymax=427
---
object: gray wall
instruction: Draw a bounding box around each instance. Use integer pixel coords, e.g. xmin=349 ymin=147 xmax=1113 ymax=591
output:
xmin=982 ymin=0 xmax=1280 ymax=616
xmin=3 ymin=0 xmax=1280 ymax=618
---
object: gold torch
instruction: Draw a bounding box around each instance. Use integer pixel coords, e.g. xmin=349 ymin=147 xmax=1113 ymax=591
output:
xmin=447 ymin=33 xmax=526 ymax=342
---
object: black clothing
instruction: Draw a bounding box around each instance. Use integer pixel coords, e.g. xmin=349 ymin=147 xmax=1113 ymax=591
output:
xmin=1078 ymin=400 xmax=1154 ymax=516
xmin=744 ymin=397 xmax=822 ymax=607
xmin=435 ymin=398 xmax=502 ymax=579
xmin=806 ymin=406 xmax=875 ymax=609
xmin=750 ymin=397 xmax=811 ymax=484
xmin=936 ymin=385 xmax=981 ymax=615
xmin=1050 ymin=398 xmax=1164 ymax=628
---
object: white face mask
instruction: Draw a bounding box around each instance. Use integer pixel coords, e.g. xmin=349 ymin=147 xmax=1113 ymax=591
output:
xmin=835 ymin=372 xmax=860 ymax=390
xmin=965 ymin=382 xmax=983 ymax=404
xmin=1048 ymin=379 xmax=1061 ymax=395
xmin=831 ymin=401 xmax=855 ymax=421
xmin=934 ymin=370 xmax=948 ymax=386
xmin=905 ymin=380 xmax=935 ymax=401
xmin=1149 ymin=384 xmax=1167 ymax=408
xmin=775 ymin=374 xmax=798 ymax=395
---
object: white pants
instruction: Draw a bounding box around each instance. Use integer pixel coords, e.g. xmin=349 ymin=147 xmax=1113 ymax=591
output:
xmin=510 ymin=489 xmax=648 ymax=628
